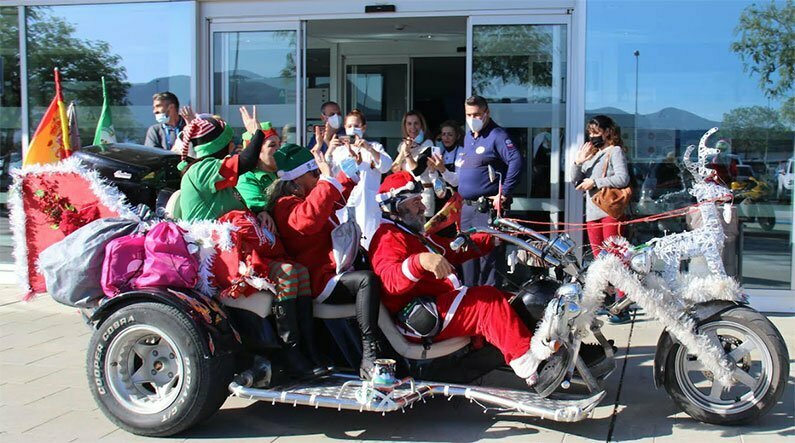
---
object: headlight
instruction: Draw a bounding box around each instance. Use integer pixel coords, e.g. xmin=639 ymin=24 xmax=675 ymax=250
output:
xmin=555 ymin=282 xmax=583 ymax=316
xmin=629 ymin=250 xmax=652 ymax=274
xmin=550 ymin=233 xmax=575 ymax=256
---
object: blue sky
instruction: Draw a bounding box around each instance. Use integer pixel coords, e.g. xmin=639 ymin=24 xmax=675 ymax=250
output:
xmin=586 ymin=0 xmax=788 ymax=121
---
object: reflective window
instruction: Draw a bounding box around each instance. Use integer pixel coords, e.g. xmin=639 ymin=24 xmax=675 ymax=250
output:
xmin=1 ymin=6 xmax=20 ymax=264
xmin=473 ymin=24 xmax=568 ymax=210
xmin=212 ymin=30 xmax=297 ymax=144
xmin=26 ymin=2 xmax=193 ymax=146
xmin=346 ymin=63 xmax=407 ymax=150
xmin=585 ymin=0 xmax=793 ymax=289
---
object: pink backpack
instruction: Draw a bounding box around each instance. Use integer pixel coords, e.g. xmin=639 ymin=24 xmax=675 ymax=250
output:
xmin=134 ymin=222 xmax=199 ymax=289
xmin=101 ymin=234 xmax=146 ymax=297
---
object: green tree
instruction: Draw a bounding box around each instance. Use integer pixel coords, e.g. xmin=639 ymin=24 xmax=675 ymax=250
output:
xmin=731 ymin=0 xmax=794 ymax=125
xmin=721 ymin=106 xmax=789 ymax=157
xmin=1 ymin=6 xmax=131 ymax=155
xmin=472 ymin=25 xmax=553 ymax=101
xmin=24 ymin=7 xmax=131 ymax=143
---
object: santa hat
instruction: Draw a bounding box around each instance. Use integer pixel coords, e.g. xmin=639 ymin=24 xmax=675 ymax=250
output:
xmin=274 ymin=143 xmax=318 ymax=181
xmin=376 ymin=171 xmax=421 ymax=215
xmin=178 ymin=114 xmax=232 ymax=170
xmin=242 ymin=121 xmax=279 ymax=143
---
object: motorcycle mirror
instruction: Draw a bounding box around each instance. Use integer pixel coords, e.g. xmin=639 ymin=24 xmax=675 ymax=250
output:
xmin=488 ymin=165 xmax=496 ymax=183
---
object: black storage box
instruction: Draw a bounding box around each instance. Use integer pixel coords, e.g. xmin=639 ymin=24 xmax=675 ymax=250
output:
xmin=72 ymin=143 xmax=182 ymax=210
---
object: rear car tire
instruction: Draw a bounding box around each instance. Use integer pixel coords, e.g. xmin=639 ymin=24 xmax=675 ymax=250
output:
xmin=87 ymin=302 xmax=233 ymax=437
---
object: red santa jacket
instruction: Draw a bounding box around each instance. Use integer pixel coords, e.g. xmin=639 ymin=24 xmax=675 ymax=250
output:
xmin=272 ymin=173 xmax=356 ymax=300
xmin=368 ymin=219 xmax=494 ymax=313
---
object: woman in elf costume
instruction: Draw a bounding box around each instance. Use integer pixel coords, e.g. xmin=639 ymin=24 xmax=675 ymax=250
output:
xmin=269 ymin=144 xmax=384 ymax=379
xmin=178 ymin=108 xmax=326 ymax=377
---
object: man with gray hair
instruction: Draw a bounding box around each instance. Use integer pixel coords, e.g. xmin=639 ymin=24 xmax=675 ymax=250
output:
xmin=144 ymin=91 xmax=186 ymax=149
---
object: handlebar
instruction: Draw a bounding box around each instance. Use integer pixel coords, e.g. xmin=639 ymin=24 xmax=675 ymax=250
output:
xmin=454 ymin=225 xmax=562 ymax=268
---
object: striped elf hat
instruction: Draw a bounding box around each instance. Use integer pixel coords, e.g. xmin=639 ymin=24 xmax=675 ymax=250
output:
xmin=178 ymin=114 xmax=233 ymax=170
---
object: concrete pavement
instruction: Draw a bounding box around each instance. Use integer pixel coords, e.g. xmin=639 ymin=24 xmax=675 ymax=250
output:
xmin=0 ymin=285 xmax=792 ymax=442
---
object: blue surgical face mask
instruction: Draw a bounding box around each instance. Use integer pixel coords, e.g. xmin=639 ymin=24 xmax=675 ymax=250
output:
xmin=414 ymin=130 xmax=425 ymax=144
xmin=327 ymin=114 xmax=342 ymax=129
xmin=155 ymin=113 xmax=168 ymax=124
xmin=345 ymin=126 xmax=364 ymax=138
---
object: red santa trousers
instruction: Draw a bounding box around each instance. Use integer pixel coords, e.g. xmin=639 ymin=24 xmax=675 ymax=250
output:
xmin=433 ymin=285 xmax=532 ymax=363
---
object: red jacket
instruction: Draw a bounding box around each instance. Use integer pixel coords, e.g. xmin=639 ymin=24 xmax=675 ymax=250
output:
xmin=273 ymin=173 xmax=356 ymax=300
xmin=368 ymin=220 xmax=494 ymax=313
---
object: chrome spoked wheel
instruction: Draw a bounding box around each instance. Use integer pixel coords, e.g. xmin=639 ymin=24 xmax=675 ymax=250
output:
xmin=673 ymin=320 xmax=773 ymax=416
xmin=105 ymin=325 xmax=184 ymax=414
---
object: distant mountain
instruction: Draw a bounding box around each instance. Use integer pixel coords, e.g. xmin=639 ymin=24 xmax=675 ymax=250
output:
xmin=586 ymin=106 xmax=720 ymax=130
xmin=127 ymin=75 xmax=191 ymax=105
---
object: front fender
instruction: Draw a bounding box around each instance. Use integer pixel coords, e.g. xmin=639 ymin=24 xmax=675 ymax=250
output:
xmin=652 ymin=300 xmax=746 ymax=388
xmin=91 ymin=287 xmax=242 ymax=358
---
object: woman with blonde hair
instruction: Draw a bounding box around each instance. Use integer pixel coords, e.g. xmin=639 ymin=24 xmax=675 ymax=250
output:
xmin=391 ymin=110 xmax=438 ymax=216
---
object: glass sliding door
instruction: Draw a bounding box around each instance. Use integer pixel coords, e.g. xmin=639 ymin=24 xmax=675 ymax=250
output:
xmin=344 ymin=57 xmax=409 ymax=155
xmin=211 ymin=22 xmax=302 ymax=145
xmin=467 ymin=16 xmax=571 ymax=224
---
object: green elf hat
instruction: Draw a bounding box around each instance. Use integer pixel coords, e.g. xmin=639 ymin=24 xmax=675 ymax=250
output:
xmin=274 ymin=143 xmax=318 ymax=181
xmin=242 ymin=121 xmax=279 ymax=142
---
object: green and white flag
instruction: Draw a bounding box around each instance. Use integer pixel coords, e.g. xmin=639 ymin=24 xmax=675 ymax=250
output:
xmin=93 ymin=76 xmax=116 ymax=145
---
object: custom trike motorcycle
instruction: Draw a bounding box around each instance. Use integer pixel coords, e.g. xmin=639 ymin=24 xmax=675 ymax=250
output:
xmin=8 ymin=130 xmax=787 ymax=437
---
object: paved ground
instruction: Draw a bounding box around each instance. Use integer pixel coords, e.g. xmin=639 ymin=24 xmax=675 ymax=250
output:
xmin=0 ymin=285 xmax=792 ymax=442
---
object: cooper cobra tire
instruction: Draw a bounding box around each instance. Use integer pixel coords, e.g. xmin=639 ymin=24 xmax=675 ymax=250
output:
xmin=87 ymin=302 xmax=234 ymax=437
xmin=663 ymin=307 xmax=789 ymax=425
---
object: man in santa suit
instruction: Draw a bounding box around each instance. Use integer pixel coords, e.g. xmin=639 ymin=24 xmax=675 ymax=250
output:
xmin=368 ymin=171 xmax=570 ymax=397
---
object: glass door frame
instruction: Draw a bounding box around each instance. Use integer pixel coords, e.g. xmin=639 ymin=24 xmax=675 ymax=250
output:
xmin=342 ymin=55 xmax=411 ymax=145
xmin=206 ymin=20 xmax=305 ymax=144
xmin=466 ymin=13 xmax=587 ymax=252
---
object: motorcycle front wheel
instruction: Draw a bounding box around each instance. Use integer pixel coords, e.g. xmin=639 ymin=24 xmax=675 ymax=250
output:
xmin=663 ymin=306 xmax=789 ymax=425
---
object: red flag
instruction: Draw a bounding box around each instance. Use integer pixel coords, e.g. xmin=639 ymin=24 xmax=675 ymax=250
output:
xmin=23 ymin=68 xmax=72 ymax=166
xmin=424 ymin=192 xmax=464 ymax=236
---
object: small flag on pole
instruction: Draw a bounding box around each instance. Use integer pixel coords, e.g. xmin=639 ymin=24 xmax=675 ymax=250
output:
xmin=93 ymin=76 xmax=116 ymax=145
xmin=23 ymin=68 xmax=72 ymax=166
xmin=67 ymin=101 xmax=81 ymax=149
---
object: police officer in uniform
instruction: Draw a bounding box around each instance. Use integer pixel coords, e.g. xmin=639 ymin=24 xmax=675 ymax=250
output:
xmin=458 ymin=95 xmax=524 ymax=287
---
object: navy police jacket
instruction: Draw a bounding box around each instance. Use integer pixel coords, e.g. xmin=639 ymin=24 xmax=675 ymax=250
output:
xmin=458 ymin=120 xmax=524 ymax=200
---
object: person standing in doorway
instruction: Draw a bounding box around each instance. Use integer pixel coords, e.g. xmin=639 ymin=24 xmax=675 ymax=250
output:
xmin=144 ymin=92 xmax=186 ymax=150
xmin=428 ymin=120 xmax=463 ymax=189
xmin=307 ymin=101 xmax=346 ymax=153
xmin=458 ymin=95 xmax=524 ymax=287
xmin=391 ymin=110 xmax=436 ymax=216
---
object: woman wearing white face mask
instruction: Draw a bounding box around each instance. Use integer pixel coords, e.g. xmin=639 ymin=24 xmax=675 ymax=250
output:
xmin=326 ymin=109 xmax=393 ymax=249
xmin=391 ymin=110 xmax=437 ymax=216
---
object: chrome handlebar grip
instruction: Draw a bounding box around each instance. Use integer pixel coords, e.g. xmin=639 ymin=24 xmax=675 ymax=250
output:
xmin=449 ymin=235 xmax=467 ymax=252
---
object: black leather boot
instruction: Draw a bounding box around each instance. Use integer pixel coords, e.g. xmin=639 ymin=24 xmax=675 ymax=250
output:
xmin=272 ymin=299 xmax=315 ymax=378
xmin=359 ymin=333 xmax=383 ymax=380
xmin=296 ymin=297 xmax=333 ymax=369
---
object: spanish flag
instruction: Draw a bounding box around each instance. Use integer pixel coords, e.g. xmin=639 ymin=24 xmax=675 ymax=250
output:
xmin=23 ymin=68 xmax=72 ymax=166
